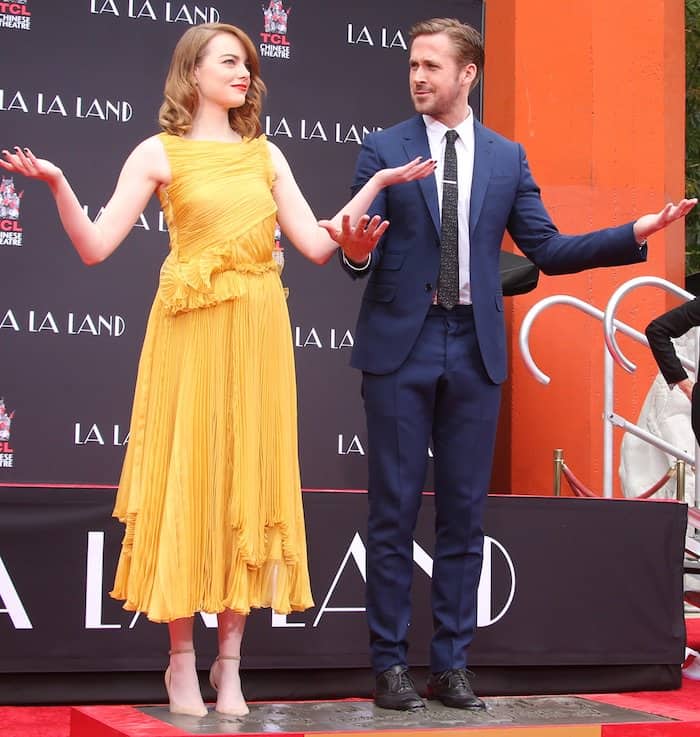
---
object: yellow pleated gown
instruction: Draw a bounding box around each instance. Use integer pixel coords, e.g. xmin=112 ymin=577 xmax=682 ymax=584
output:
xmin=110 ymin=133 xmax=314 ymax=623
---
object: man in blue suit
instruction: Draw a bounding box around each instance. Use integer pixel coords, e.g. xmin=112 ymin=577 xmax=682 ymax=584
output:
xmin=327 ymin=17 xmax=696 ymax=712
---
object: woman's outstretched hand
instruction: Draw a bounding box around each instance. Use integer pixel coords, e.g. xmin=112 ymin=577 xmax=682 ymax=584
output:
xmin=1 ymin=147 xmax=62 ymax=186
xmin=318 ymin=214 xmax=389 ymax=265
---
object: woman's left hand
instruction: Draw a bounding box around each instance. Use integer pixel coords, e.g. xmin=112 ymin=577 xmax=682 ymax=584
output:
xmin=318 ymin=213 xmax=388 ymax=263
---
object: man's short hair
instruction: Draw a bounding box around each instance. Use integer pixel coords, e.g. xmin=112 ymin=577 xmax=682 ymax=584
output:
xmin=409 ymin=18 xmax=485 ymax=87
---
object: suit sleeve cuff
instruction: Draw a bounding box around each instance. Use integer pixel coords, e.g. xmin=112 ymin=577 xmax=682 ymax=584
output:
xmin=622 ymin=221 xmax=647 ymax=261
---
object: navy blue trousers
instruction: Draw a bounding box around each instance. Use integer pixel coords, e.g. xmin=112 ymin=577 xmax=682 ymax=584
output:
xmin=362 ymin=305 xmax=501 ymax=674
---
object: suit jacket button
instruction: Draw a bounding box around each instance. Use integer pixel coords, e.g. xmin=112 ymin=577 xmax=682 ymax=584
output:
xmin=425 ymin=283 xmax=433 ymax=292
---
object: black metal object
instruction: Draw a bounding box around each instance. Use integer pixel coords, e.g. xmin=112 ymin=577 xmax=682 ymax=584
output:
xmin=499 ymin=251 xmax=540 ymax=296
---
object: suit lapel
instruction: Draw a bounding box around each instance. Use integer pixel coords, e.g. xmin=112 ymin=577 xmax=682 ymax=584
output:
xmin=400 ymin=117 xmax=493 ymax=238
xmin=469 ymin=121 xmax=493 ymax=234
xmin=402 ymin=116 xmax=440 ymax=236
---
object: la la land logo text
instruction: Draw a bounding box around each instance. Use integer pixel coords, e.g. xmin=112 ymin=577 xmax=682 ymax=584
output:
xmin=74 ymin=423 xmax=129 ymax=446
xmin=0 ymin=531 xmax=514 ymax=630
xmin=346 ymin=23 xmax=407 ymax=50
xmin=0 ymin=89 xmax=133 ymax=123
xmin=90 ymin=0 xmax=219 ymax=23
xmin=0 ymin=309 xmax=126 ymax=336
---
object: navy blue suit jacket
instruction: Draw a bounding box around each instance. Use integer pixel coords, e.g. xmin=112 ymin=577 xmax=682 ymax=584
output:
xmin=342 ymin=115 xmax=647 ymax=384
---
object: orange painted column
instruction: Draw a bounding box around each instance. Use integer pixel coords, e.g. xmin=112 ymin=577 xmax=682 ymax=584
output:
xmin=484 ymin=0 xmax=687 ymax=496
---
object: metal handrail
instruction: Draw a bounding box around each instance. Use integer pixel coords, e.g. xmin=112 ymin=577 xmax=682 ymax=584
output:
xmin=607 ymin=412 xmax=695 ymax=465
xmin=520 ymin=295 xmax=643 ymax=385
xmin=521 ymin=282 xmax=700 ymax=565
xmin=520 ymin=295 xmax=625 ymax=496
xmin=520 ymin=289 xmax=697 ymax=499
xmin=603 ymin=276 xmax=695 ymax=373
xmin=602 ymin=277 xmax=699 ymax=507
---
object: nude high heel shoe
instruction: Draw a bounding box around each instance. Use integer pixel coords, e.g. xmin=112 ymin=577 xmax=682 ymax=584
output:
xmin=209 ymin=654 xmax=249 ymax=716
xmin=164 ymin=648 xmax=208 ymax=717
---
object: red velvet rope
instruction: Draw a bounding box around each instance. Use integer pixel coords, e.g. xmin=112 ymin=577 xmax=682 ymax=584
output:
xmin=635 ymin=468 xmax=675 ymax=499
xmin=561 ymin=464 xmax=598 ymax=497
xmin=560 ymin=463 xmax=674 ymax=500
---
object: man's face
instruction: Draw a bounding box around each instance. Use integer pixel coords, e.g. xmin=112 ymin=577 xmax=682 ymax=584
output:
xmin=409 ymin=32 xmax=475 ymax=125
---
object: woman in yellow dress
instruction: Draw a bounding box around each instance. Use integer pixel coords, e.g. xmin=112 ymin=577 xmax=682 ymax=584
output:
xmin=1 ymin=22 xmax=434 ymax=718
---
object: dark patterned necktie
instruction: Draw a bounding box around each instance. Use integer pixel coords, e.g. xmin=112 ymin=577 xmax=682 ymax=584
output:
xmin=438 ymin=129 xmax=459 ymax=309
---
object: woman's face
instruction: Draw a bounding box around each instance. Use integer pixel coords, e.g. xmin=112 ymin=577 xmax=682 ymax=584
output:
xmin=193 ymin=32 xmax=251 ymax=110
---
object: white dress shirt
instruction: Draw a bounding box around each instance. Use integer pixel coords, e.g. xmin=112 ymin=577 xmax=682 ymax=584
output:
xmin=423 ymin=108 xmax=475 ymax=305
xmin=343 ymin=108 xmax=475 ymax=303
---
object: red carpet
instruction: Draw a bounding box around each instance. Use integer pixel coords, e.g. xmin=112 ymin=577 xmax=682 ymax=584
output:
xmin=2 ymin=691 xmax=700 ymax=737
xmin=3 ymin=688 xmax=700 ymax=737
xmin=3 ymin=621 xmax=700 ymax=737
xmin=687 ymin=616 xmax=700 ymax=649
xmin=586 ymin=677 xmax=700 ymax=721
xmin=0 ymin=706 xmax=71 ymax=737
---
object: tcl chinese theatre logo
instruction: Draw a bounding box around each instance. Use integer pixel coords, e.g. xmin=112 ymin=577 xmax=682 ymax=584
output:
xmin=0 ymin=397 xmax=15 ymax=468
xmin=260 ymin=0 xmax=291 ymax=59
xmin=0 ymin=0 xmax=31 ymax=31
xmin=0 ymin=177 xmax=23 ymax=247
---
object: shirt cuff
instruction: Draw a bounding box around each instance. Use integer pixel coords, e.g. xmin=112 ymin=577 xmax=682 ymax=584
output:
xmin=342 ymin=252 xmax=371 ymax=271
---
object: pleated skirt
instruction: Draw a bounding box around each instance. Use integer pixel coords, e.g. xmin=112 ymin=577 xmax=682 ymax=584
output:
xmin=110 ymin=270 xmax=313 ymax=623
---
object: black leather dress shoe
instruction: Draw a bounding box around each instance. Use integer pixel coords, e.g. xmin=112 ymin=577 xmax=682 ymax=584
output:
xmin=374 ymin=665 xmax=425 ymax=711
xmin=426 ymin=668 xmax=485 ymax=710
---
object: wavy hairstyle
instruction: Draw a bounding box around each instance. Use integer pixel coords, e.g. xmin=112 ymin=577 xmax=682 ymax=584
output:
xmin=159 ymin=23 xmax=266 ymax=139
xmin=409 ymin=18 xmax=485 ymax=91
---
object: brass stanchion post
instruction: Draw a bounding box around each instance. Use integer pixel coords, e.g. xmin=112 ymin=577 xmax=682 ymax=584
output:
xmin=676 ymin=459 xmax=686 ymax=502
xmin=553 ymin=449 xmax=564 ymax=497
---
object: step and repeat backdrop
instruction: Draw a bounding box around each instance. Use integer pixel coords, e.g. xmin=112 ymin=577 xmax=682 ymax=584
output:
xmin=0 ymin=0 xmax=483 ymax=490
xmin=0 ymin=3 xmax=687 ymax=686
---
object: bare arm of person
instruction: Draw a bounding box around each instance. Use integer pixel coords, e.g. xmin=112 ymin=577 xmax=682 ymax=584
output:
xmin=267 ymin=140 xmax=434 ymax=265
xmin=0 ymin=136 xmax=170 ymax=265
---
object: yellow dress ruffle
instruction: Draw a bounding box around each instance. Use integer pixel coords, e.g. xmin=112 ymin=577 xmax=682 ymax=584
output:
xmin=110 ymin=133 xmax=313 ymax=623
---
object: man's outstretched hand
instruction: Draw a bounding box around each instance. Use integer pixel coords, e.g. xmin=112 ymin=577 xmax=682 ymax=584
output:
xmin=634 ymin=198 xmax=698 ymax=243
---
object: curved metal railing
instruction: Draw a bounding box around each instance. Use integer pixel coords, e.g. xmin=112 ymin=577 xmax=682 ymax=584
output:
xmin=520 ymin=295 xmax=627 ymax=497
xmin=520 ymin=285 xmax=698 ymax=499
xmin=602 ymin=277 xmax=699 ymax=506
xmin=604 ymin=276 xmax=695 ymax=373
xmin=520 ymin=280 xmax=700 ymax=570
xmin=520 ymin=294 xmax=650 ymax=385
